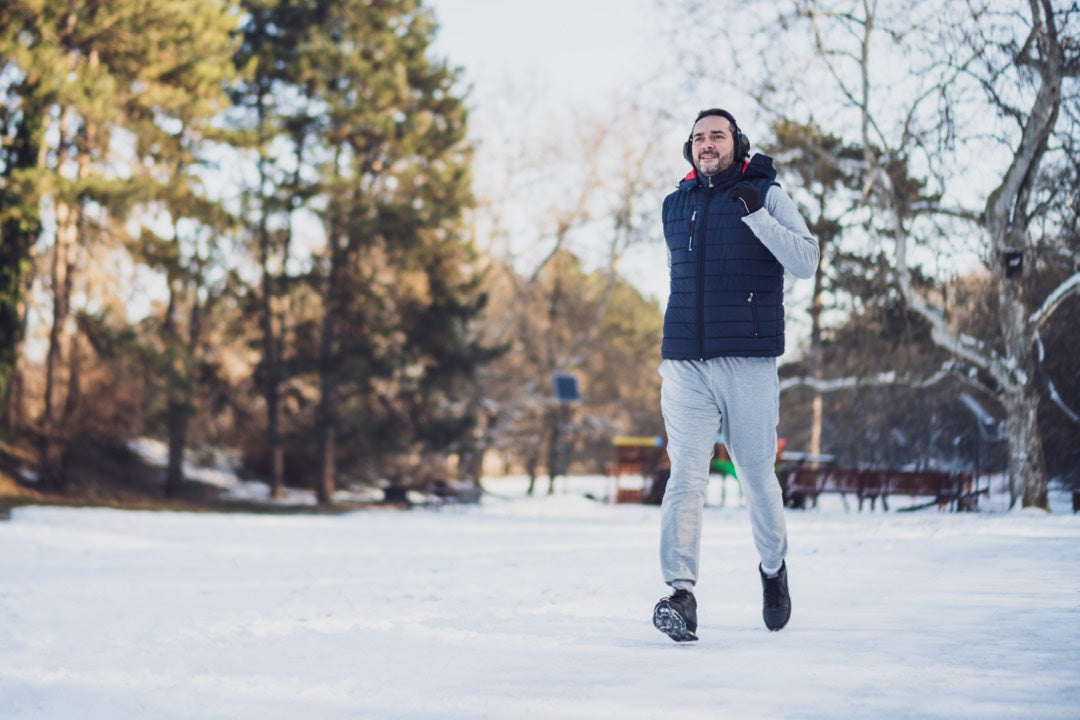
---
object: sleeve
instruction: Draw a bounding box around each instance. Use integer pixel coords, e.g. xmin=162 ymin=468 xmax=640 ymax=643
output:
xmin=740 ymin=185 xmax=820 ymax=279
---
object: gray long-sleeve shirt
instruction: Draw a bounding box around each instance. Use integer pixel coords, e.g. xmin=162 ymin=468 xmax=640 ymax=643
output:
xmin=663 ymin=181 xmax=820 ymax=279
xmin=741 ymin=185 xmax=820 ymax=279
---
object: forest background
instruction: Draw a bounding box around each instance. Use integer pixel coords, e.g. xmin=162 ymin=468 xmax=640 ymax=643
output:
xmin=0 ymin=0 xmax=1077 ymax=510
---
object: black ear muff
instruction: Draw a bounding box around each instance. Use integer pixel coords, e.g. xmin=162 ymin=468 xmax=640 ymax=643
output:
xmin=735 ymin=131 xmax=750 ymax=161
xmin=683 ymin=138 xmax=693 ymax=164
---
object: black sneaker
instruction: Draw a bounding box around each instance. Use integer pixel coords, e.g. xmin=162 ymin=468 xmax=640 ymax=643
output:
xmin=653 ymin=588 xmax=698 ymax=642
xmin=760 ymin=561 xmax=791 ymax=631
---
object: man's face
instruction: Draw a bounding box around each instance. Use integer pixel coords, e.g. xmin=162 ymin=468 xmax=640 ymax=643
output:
xmin=691 ymin=114 xmax=736 ymax=176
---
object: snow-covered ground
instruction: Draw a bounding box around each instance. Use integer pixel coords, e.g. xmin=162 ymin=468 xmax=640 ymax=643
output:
xmin=1 ymin=475 xmax=1078 ymax=719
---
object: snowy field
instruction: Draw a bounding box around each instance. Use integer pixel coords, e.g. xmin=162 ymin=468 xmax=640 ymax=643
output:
xmin=2 ymin=475 xmax=1079 ymax=720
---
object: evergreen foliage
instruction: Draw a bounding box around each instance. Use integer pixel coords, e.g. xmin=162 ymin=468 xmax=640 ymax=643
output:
xmin=1 ymin=0 xmax=240 ymax=488
xmin=230 ymin=0 xmax=491 ymax=501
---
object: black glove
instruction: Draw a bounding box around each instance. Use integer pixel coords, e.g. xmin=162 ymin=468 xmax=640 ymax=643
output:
xmin=731 ymin=182 xmax=762 ymax=215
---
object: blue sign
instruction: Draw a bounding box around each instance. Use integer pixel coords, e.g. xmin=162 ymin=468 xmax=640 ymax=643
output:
xmin=552 ymin=373 xmax=581 ymax=403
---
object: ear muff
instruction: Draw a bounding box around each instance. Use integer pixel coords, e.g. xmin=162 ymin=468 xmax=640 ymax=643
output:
xmin=735 ymin=129 xmax=750 ymax=160
xmin=684 ymin=109 xmax=751 ymax=166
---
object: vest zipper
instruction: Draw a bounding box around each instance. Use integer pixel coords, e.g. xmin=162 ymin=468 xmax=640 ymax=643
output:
xmin=697 ymin=189 xmax=715 ymax=360
xmin=688 ymin=210 xmax=697 ymax=251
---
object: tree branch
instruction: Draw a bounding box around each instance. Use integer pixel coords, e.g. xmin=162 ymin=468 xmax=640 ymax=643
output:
xmin=1028 ymin=271 xmax=1080 ymax=328
xmin=779 ymin=363 xmax=959 ymax=394
xmin=1046 ymin=375 xmax=1080 ymax=423
xmin=890 ymin=211 xmax=1019 ymax=391
xmin=907 ymin=201 xmax=982 ymax=222
xmin=804 ymin=3 xmax=891 ymax=153
xmin=985 ymin=2 xmax=1064 ymax=244
xmin=1036 ymin=333 xmax=1080 ymax=423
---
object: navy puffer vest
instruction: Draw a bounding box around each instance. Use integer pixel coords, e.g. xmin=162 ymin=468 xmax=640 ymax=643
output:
xmin=661 ymin=153 xmax=785 ymax=360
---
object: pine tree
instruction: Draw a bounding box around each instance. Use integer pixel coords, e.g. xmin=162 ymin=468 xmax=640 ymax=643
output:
xmin=280 ymin=0 xmax=484 ymax=503
xmin=1 ymin=0 xmax=238 ymax=489
xmin=125 ymin=2 xmax=238 ymax=497
xmin=231 ymin=0 xmax=319 ymax=500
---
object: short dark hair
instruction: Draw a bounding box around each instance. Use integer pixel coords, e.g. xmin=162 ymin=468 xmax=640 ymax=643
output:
xmin=693 ymin=108 xmax=739 ymax=132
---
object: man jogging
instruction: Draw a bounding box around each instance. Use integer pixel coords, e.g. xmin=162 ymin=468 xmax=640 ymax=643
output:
xmin=652 ymin=108 xmax=819 ymax=642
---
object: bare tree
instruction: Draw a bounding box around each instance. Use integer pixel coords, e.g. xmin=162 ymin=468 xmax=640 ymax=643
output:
xmin=466 ymin=93 xmax=671 ymax=492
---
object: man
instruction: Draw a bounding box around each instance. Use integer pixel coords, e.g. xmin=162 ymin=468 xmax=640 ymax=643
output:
xmin=652 ymin=108 xmax=819 ymax=642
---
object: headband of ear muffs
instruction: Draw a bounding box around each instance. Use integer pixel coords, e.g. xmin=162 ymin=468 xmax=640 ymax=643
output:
xmin=682 ymin=108 xmax=751 ymax=166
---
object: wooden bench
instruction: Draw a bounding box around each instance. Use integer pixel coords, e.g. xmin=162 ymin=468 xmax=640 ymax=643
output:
xmin=781 ymin=467 xmax=982 ymax=511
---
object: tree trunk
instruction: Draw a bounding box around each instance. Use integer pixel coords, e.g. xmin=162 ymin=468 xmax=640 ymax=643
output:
xmin=2 ymin=271 xmax=32 ymax=435
xmin=809 ymin=228 xmax=827 ymax=460
xmin=255 ymin=92 xmax=286 ymax=501
xmin=165 ymin=399 xmax=187 ymax=498
xmin=462 ymin=407 xmax=494 ymax=489
xmin=39 ymin=101 xmax=85 ymax=490
xmin=161 ymin=239 xmax=208 ymax=501
xmin=317 ymin=423 xmax=336 ymax=505
xmin=270 ymin=424 xmax=285 ymax=499
xmin=1004 ymin=386 xmax=1048 ymax=509
xmin=982 ymin=3 xmax=1065 ymax=509
xmin=3 ymin=364 xmax=21 ymax=434
xmin=810 ymin=390 xmax=824 ymax=458
xmin=39 ymin=196 xmax=76 ymax=491
xmin=545 ymin=407 xmax=562 ymax=495
xmin=525 ymin=452 xmax=538 ymax=495
xmin=0 ymin=196 xmax=38 ymax=425
xmin=316 ymin=236 xmax=343 ymax=507
xmin=998 ymin=274 xmax=1049 ymax=508
xmin=62 ymin=333 xmax=80 ymax=428
xmin=258 ymin=208 xmax=285 ymax=500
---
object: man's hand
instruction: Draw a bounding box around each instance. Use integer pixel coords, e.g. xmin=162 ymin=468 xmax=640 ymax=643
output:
xmin=731 ymin=182 xmax=762 ymax=215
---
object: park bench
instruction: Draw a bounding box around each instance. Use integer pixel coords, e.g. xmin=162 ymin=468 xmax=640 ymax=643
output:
xmin=780 ymin=466 xmax=984 ymax=511
xmin=606 ymin=437 xmax=986 ymax=512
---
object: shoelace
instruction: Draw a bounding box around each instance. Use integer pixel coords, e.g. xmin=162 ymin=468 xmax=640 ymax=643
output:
xmin=665 ymin=590 xmax=693 ymax=613
xmin=763 ymin=576 xmax=786 ymax=607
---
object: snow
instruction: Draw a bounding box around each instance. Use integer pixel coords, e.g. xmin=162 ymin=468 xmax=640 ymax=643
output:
xmin=2 ymin=475 xmax=1079 ymax=719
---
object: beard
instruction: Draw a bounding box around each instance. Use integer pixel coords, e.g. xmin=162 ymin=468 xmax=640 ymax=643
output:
xmin=695 ymin=147 xmax=735 ymax=176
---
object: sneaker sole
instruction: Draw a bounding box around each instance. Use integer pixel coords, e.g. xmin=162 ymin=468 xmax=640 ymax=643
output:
xmin=653 ymin=604 xmax=698 ymax=642
xmin=764 ymin=607 xmax=791 ymax=631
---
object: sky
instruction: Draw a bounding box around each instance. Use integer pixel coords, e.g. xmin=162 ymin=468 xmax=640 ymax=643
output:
xmin=427 ymin=0 xmax=664 ymax=107
xmin=2 ymin=469 xmax=1079 ymax=719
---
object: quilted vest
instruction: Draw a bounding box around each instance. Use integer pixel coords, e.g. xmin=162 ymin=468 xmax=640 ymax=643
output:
xmin=661 ymin=154 xmax=785 ymax=359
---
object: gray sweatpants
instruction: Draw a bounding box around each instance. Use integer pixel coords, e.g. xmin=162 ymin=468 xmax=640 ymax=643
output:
xmin=658 ymin=357 xmax=788 ymax=588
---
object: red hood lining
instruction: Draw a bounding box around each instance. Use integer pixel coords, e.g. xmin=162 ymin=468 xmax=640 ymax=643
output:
xmin=681 ymin=159 xmax=751 ymax=183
